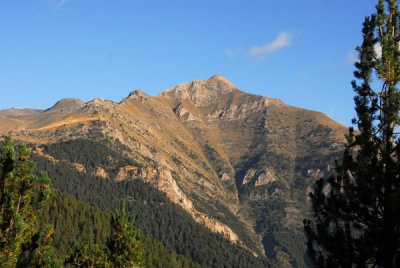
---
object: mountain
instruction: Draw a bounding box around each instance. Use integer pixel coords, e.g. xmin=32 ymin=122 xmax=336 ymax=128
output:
xmin=0 ymin=108 xmax=42 ymax=117
xmin=0 ymin=76 xmax=347 ymax=267
xmin=45 ymin=98 xmax=85 ymax=113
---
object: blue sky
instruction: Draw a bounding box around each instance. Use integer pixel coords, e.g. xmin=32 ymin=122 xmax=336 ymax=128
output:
xmin=0 ymin=0 xmax=376 ymax=125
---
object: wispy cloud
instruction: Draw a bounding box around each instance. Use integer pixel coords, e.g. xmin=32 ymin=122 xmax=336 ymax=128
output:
xmin=374 ymin=43 xmax=382 ymax=58
xmin=247 ymin=32 xmax=292 ymax=60
xmin=51 ymin=0 xmax=70 ymax=9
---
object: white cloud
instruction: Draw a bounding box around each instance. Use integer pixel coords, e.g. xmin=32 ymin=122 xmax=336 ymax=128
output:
xmin=373 ymin=42 xmax=400 ymax=58
xmin=248 ymin=32 xmax=292 ymax=60
xmin=374 ymin=43 xmax=382 ymax=58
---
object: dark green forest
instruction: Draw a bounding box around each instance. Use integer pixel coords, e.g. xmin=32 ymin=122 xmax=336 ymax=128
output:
xmin=31 ymin=139 xmax=269 ymax=268
xmin=40 ymin=190 xmax=199 ymax=267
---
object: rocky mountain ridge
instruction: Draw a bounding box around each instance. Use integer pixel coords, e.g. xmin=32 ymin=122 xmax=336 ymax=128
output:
xmin=0 ymin=76 xmax=348 ymax=267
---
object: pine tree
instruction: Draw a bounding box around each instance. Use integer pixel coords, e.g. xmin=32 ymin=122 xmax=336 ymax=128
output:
xmin=17 ymin=225 xmax=59 ymax=267
xmin=304 ymin=0 xmax=400 ymax=267
xmin=107 ymin=202 xmax=144 ymax=268
xmin=65 ymin=242 xmax=111 ymax=267
xmin=0 ymin=135 xmax=53 ymax=267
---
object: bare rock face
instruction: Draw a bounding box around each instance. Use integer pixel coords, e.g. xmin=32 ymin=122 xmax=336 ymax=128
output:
xmin=254 ymin=170 xmax=276 ymax=187
xmin=220 ymin=173 xmax=231 ymax=181
xmin=242 ymin=169 xmax=276 ymax=187
xmin=207 ymin=96 xmax=285 ymax=121
xmin=115 ymin=164 xmax=240 ymax=243
xmin=72 ymin=163 xmax=86 ymax=173
xmin=156 ymin=168 xmax=240 ymax=243
xmin=156 ymin=167 xmax=194 ymax=209
xmin=92 ymin=167 xmax=108 ymax=179
xmin=192 ymin=211 xmax=239 ymax=243
xmin=120 ymin=90 xmax=150 ymax=104
xmin=206 ymin=75 xmax=237 ymax=92
xmin=115 ymin=165 xmax=139 ymax=181
xmin=173 ymin=103 xmax=196 ymax=121
xmin=116 ymin=165 xmax=194 ymax=210
xmin=243 ymin=169 xmax=257 ymax=185
xmin=161 ymin=75 xmax=237 ymax=106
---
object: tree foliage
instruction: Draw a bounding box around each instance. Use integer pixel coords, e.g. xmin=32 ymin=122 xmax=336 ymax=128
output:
xmin=65 ymin=242 xmax=111 ymax=267
xmin=0 ymin=135 xmax=54 ymax=267
xmin=107 ymin=202 xmax=144 ymax=268
xmin=41 ymin=190 xmax=199 ymax=268
xmin=17 ymin=225 xmax=59 ymax=267
xmin=304 ymin=1 xmax=400 ymax=267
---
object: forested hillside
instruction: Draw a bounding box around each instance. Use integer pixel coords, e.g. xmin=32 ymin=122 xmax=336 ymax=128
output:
xmin=39 ymin=190 xmax=200 ymax=268
xmin=31 ymin=139 xmax=269 ymax=268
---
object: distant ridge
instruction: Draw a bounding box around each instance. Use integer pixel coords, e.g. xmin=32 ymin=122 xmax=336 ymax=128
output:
xmin=0 ymin=108 xmax=43 ymax=117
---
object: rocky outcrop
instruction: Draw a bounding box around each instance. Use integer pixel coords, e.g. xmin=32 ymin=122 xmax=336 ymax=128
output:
xmin=120 ymin=90 xmax=150 ymax=104
xmin=193 ymin=212 xmax=239 ymax=243
xmin=115 ymin=165 xmax=138 ymax=181
xmin=207 ymin=97 xmax=285 ymax=120
xmin=254 ymin=170 xmax=277 ymax=186
xmin=220 ymin=172 xmax=231 ymax=182
xmin=243 ymin=169 xmax=257 ymax=185
xmin=242 ymin=169 xmax=276 ymax=187
xmin=161 ymin=75 xmax=237 ymax=106
xmin=72 ymin=163 xmax=86 ymax=173
xmin=115 ymin=164 xmax=240 ymax=243
xmin=173 ymin=103 xmax=197 ymax=122
xmin=91 ymin=167 xmax=108 ymax=179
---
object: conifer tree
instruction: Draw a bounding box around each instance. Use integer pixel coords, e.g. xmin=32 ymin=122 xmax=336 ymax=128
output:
xmin=0 ymin=135 xmax=53 ymax=267
xmin=304 ymin=0 xmax=400 ymax=267
xmin=65 ymin=242 xmax=110 ymax=267
xmin=107 ymin=202 xmax=144 ymax=268
xmin=17 ymin=225 xmax=59 ymax=267
xmin=65 ymin=201 xmax=145 ymax=267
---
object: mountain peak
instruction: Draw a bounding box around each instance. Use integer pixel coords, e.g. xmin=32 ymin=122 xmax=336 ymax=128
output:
xmin=206 ymin=75 xmax=237 ymax=93
xmin=46 ymin=98 xmax=85 ymax=113
xmin=208 ymin=75 xmax=235 ymax=88
xmin=160 ymin=75 xmax=237 ymax=106
xmin=128 ymin=89 xmax=147 ymax=97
